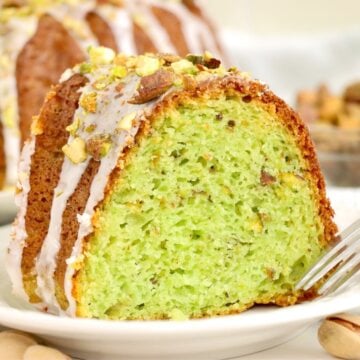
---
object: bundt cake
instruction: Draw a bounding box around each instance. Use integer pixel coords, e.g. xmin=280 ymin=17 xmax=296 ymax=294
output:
xmin=0 ymin=0 xmax=223 ymax=190
xmin=7 ymin=49 xmax=337 ymax=320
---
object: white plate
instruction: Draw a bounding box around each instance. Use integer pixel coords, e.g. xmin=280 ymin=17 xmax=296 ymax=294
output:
xmin=0 ymin=189 xmax=17 ymax=226
xmin=328 ymin=187 xmax=360 ymax=230
xmin=0 ymin=226 xmax=359 ymax=360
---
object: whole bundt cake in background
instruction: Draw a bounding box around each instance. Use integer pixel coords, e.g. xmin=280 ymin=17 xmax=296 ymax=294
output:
xmin=0 ymin=0 xmax=224 ymax=189
xmin=7 ymin=49 xmax=337 ymax=319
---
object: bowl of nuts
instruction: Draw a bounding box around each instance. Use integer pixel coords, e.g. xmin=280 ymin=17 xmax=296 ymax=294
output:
xmin=297 ymin=82 xmax=360 ymax=187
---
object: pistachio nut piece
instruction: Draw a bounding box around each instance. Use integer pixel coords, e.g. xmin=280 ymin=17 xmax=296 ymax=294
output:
xmin=24 ymin=345 xmax=71 ymax=360
xmin=0 ymin=330 xmax=37 ymax=359
xmin=318 ymin=313 xmax=360 ymax=360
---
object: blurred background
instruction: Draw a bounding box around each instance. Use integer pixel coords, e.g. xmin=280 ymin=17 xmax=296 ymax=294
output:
xmin=206 ymin=0 xmax=360 ymax=195
xmin=207 ymin=0 xmax=360 ymax=36
xmin=206 ymin=0 xmax=360 ymax=102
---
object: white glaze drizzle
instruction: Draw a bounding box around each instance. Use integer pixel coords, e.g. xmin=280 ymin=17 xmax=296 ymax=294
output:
xmin=5 ymin=0 xmax=223 ymax=314
xmin=36 ymin=156 xmax=90 ymax=311
xmin=0 ymin=16 xmax=37 ymax=185
xmin=154 ymin=0 xmax=202 ymax=53
xmin=153 ymin=0 xmax=218 ymax=55
xmin=0 ymin=1 xmax=97 ymax=187
xmin=47 ymin=1 xmax=98 ymax=52
xmin=35 ymin=75 xmax=93 ymax=311
xmin=189 ymin=0 xmax=221 ymax=57
xmin=31 ymin=67 xmax=161 ymax=314
xmin=131 ymin=0 xmax=177 ymax=53
xmin=96 ymin=0 xmax=219 ymax=57
xmin=6 ymin=137 xmax=36 ymax=300
xmin=0 ymin=0 xmax=220 ymax=188
xmin=0 ymin=0 xmax=119 ymax=183
xmin=64 ymin=76 xmax=172 ymax=316
xmin=96 ymin=5 xmax=136 ymax=54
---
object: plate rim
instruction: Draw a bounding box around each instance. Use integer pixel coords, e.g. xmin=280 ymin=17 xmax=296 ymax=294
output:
xmin=0 ymin=290 xmax=358 ymax=338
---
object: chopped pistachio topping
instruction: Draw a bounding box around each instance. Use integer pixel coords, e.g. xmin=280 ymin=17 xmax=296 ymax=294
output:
xmin=185 ymin=54 xmax=204 ymax=65
xmin=79 ymin=63 xmax=94 ymax=75
xmin=171 ymin=59 xmax=197 ymax=75
xmin=129 ymin=69 xmax=175 ymax=104
xmin=80 ymin=92 xmax=97 ymax=113
xmin=111 ymin=66 xmax=127 ymax=79
xmin=85 ymin=124 xmax=97 ymax=133
xmin=195 ymin=71 xmax=213 ymax=83
xmin=118 ymin=112 xmax=137 ymax=131
xmin=88 ymin=46 xmax=115 ymax=65
xmin=65 ymin=117 xmax=81 ymax=136
xmin=100 ymin=141 xmax=112 ymax=157
xmin=62 ymin=137 xmax=87 ymax=164
xmin=173 ymin=76 xmax=183 ymax=87
xmin=280 ymin=173 xmax=303 ymax=187
xmin=72 ymin=51 xmax=246 ymax=108
xmin=125 ymin=56 xmax=138 ymax=70
xmin=204 ymin=51 xmax=213 ymax=61
xmin=92 ymin=76 xmax=112 ymax=90
xmin=87 ymin=134 xmax=112 ymax=161
xmin=114 ymin=54 xmax=127 ymax=66
xmin=135 ymin=55 xmax=161 ymax=77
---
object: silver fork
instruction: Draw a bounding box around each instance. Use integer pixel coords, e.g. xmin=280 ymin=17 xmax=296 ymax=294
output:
xmin=296 ymin=218 xmax=360 ymax=295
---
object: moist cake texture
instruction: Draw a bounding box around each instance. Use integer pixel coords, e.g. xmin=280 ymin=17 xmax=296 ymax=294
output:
xmin=0 ymin=0 xmax=223 ymax=189
xmin=7 ymin=49 xmax=337 ymax=319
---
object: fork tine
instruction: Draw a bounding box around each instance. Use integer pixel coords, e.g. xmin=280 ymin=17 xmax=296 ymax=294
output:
xmin=299 ymin=229 xmax=360 ymax=291
xmin=321 ymin=265 xmax=360 ymax=296
xmin=319 ymin=252 xmax=360 ymax=295
xmin=296 ymin=218 xmax=360 ymax=290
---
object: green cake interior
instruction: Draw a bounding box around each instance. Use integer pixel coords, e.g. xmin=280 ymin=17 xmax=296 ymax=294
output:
xmin=77 ymin=95 xmax=324 ymax=320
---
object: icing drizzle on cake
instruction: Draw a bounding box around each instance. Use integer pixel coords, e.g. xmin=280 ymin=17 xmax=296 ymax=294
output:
xmin=0 ymin=0 xmax=224 ymax=189
xmin=9 ymin=50 xmax=235 ymax=314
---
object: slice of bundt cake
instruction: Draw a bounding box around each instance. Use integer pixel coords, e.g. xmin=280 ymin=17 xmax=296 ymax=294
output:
xmin=7 ymin=49 xmax=337 ymax=320
xmin=0 ymin=0 xmax=224 ymax=190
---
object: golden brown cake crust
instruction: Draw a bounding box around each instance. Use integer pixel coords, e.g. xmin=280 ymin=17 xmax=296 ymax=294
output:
xmin=0 ymin=121 xmax=5 ymax=189
xmin=54 ymin=158 xmax=100 ymax=309
xmin=85 ymin=11 xmax=118 ymax=52
xmin=16 ymin=64 xmax=337 ymax=315
xmin=133 ymin=21 xmax=158 ymax=55
xmin=73 ymin=75 xmax=337 ymax=317
xmin=151 ymin=5 xmax=190 ymax=56
xmin=16 ymin=14 xmax=86 ymax=146
xmin=2 ymin=0 xmax=225 ymax=188
xmin=21 ymin=74 xmax=88 ymax=302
